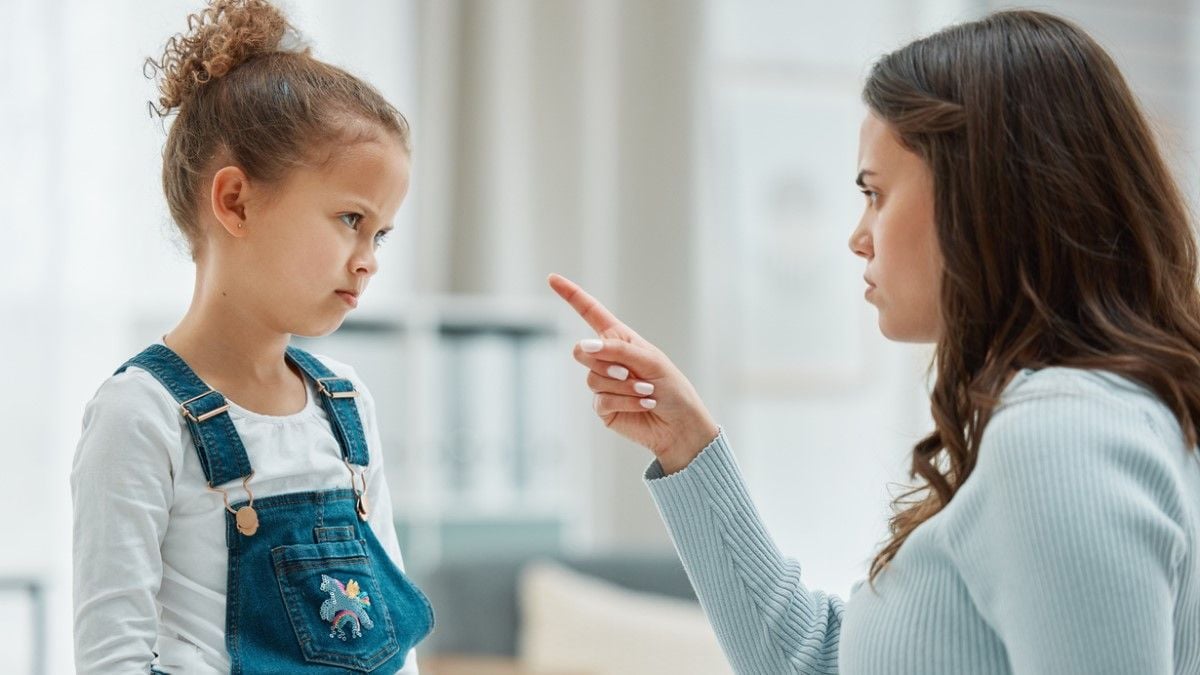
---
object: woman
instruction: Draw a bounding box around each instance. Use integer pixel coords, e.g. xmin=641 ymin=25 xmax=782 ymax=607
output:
xmin=548 ymin=9 xmax=1199 ymax=674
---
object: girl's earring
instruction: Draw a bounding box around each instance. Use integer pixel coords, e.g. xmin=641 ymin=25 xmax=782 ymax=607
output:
xmin=237 ymin=222 xmax=244 ymax=229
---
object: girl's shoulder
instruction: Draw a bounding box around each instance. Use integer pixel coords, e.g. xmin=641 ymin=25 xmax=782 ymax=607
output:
xmin=75 ymin=366 xmax=189 ymax=477
xmin=304 ymin=351 xmax=363 ymax=385
xmin=300 ymin=350 xmax=374 ymax=403
xmin=85 ymin=364 xmax=182 ymax=425
xmin=91 ymin=349 xmax=366 ymax=409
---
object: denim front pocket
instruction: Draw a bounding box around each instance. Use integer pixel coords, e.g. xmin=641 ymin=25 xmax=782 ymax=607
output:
xmin=271 ymin=539 xmax=401 ymax=671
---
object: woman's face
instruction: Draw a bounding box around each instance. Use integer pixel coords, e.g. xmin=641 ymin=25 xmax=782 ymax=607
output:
xmin=217 ymin=135 xmax=411 ymax=337
xmin=848 ymin=112 xmax=943 ymax=343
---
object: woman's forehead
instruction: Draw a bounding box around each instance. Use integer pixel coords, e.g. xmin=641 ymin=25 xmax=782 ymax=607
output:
xmin=857 ymin=114 xmax=924 ymax=177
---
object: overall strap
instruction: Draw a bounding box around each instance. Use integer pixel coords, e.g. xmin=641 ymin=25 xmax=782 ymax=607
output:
xmin=115 ymin=344 xmax=253 ymax=487
xmin=284 ymin=346 xmax=370 ymax=466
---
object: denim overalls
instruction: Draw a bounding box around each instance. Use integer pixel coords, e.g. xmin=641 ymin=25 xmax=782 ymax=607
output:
xmin=118 ymin=344 xmax=434 ymax=674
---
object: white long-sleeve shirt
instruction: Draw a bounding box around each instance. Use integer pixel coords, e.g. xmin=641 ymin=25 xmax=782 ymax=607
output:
xmin=71 ymin=347 xmax=420 ymax=674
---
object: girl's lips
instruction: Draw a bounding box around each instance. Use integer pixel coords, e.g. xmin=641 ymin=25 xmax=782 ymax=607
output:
xmin=336 ymin=291 xmax=358 ymax=308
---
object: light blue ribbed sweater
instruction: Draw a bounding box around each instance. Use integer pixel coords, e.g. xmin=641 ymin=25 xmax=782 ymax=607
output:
xmin=645 ymin=368 xmax=1200 ymax=674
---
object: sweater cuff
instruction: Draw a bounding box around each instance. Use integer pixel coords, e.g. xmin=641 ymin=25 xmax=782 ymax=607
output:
xmin=644 ymin=426 xmax=727 ymax=481
xmin=643 ymin=427 xmax=744 ymax=522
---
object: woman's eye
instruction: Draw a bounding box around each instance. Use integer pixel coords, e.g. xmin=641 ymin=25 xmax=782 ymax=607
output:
xmin=374 ymin=230 xmax=391 ymax=247
xmin=860 ymin=189 xmax=878 ymax=206
xmin=340 ymin=213 xmax=363 ymax=229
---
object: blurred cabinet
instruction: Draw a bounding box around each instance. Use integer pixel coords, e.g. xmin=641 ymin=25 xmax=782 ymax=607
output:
xmin=293 ymin=296 xmax=583 ymax=573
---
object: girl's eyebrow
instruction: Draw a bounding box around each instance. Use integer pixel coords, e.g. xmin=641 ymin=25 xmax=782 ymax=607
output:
xmin=341 ymin=196 xmax=382 ymax=219
xmin=346 ymin=199 xmax=395 ymax=232
xmin=855 ymin=169 xmax=877 ymax=188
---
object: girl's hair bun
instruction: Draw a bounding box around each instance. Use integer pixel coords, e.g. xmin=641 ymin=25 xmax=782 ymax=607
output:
xmin=146 ymin=0 xmax=300 ymax=115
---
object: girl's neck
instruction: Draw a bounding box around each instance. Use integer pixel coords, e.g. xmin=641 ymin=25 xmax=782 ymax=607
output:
xmin=164 ymin=293 xmax=295 ymax=390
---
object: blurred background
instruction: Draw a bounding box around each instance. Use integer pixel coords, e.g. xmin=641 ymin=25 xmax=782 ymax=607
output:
xmin=2 ymin=0 xmax=1197 ymax=673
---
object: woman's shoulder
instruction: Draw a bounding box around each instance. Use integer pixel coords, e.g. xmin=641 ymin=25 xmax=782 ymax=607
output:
xmin=940 ymin=366 xmax=1195 ymax=557
xmin=995 ymin=366 xmax=1178 ymax=439
xmin=1002 ymin=365 xmax=1160 ymax=404
xmin=980 ymin=366 xmax=1192 ymax=486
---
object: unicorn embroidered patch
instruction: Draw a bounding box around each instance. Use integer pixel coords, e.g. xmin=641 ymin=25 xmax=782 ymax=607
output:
xmin=319 ymin=574 xmax=375 ymax=640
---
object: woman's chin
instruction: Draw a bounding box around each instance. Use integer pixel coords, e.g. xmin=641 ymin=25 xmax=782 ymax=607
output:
xmin=877 ymin=313 xmax=939 ymax=344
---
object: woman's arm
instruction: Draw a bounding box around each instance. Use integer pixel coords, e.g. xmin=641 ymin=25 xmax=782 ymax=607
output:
xmin=71 ymin=373 xmax=176 ymax=674
xmin=548 ymin=274 xmax=843 ymax=674
xmin=647 ymin=428 xmax=844 ymax=675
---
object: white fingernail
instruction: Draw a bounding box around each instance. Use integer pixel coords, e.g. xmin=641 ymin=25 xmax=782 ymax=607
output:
xmin=640 ymin=398 xmax=657 ymax=409
xmin=607 ymin=365 xmax=629 ymax=381
xmin=593 ymin=395 xmax=602 ymax=412
xmin=634 ymin=381 xmax=654 ymax=395
xmin=580 ymin=339 xmax=603 ymax=353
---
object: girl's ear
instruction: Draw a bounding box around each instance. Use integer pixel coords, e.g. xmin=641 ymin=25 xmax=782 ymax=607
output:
xmin=210 ymin=166 xmax=251 ymax=237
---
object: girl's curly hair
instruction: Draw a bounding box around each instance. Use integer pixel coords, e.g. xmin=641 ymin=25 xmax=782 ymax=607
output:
xmin=144 ymin=0 xmax=410 ymax=260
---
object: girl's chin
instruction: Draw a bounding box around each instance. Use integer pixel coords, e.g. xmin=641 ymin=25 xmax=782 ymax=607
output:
xmin=291 ymin=314 xmax=347 ymax=339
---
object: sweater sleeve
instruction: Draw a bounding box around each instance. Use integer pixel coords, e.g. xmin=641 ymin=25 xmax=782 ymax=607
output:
xmin=943 ymin=388 xmax=1188 ymax=674
xmin=645 ymin=429 xmax=844 ymax=675
xmin=71 ymin=372 xmax=178 ymax=675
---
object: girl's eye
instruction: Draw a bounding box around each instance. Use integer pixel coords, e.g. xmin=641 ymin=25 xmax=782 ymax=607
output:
xmin=340 ymin=213 xmax=363 ymax=229
xmin=374 ymin=230 xmax=391 ymax=248
xmin=860 ymin=189 xmax=878 ymax=206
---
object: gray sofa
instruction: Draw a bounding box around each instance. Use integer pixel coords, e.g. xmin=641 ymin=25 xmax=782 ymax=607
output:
xmin=414 ymin=552 xmax=699 ymax=657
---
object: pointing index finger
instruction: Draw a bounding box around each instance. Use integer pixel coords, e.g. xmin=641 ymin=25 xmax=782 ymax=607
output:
xmin=547 ymin=273 xmax=624 ymax=336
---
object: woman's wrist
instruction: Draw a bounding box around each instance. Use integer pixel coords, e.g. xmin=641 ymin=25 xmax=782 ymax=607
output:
xmin=656 ymin=421 xmax=720 ymax=475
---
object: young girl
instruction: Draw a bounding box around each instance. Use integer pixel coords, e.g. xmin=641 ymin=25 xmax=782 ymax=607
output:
xmin=551 ymin=9 xmax=1199 ymax=675
xmin=71 ymin=1 xmax=432 ymax=673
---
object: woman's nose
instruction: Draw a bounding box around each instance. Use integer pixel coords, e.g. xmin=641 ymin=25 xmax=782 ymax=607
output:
xmin=848 ymin=226 xmax=872 ymax=260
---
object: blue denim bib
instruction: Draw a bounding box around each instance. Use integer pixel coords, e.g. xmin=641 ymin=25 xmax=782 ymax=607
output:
xmin=118 ymin=344 xmax=434 ymax=673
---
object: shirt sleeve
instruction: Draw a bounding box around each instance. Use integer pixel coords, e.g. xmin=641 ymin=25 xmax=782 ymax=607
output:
xmin=350 ymin=368 xmax=422 ymax=675
xmin=71 ymin=371 xmax=179 ymax=675
xmin=645 ymin=428 xmax=844 ymax=675
xmin=943 ymin=388 xmax=1188 ymax=674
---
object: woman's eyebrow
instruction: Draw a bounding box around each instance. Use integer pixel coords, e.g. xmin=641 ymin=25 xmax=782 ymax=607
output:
xmin=855 ymin=169 xmax=877 ymax=188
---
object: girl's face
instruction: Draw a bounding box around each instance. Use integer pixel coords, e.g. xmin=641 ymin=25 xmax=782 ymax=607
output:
xmin=221 ymin=135 xmax=411 ymax=337
xmin=848 ymin=112 xmax=943 ymax=343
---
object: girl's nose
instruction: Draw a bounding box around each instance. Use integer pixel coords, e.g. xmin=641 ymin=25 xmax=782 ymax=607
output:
xmin=352 ymin=245 xmax=379 ymax=277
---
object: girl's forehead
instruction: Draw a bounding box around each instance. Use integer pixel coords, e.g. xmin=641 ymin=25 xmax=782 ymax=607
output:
xmin=320 ymin=137 xmax=407 ymax=174
xmin=296 ymin=139 xmax=411 ymax=208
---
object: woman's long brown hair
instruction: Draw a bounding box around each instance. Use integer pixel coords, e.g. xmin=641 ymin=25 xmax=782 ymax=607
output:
xmin=862 ymin=9 xmax=1200 ymax=585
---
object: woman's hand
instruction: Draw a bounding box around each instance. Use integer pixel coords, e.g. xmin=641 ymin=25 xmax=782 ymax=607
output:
xmin=547 ymin=273 xmax=720 ymax=475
